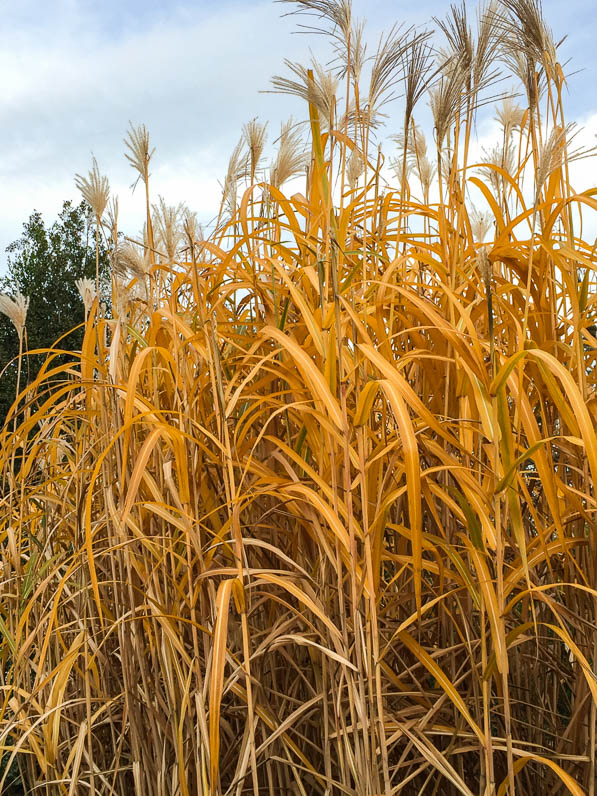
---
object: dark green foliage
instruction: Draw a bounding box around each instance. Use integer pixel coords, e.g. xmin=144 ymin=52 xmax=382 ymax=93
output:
xmin=0 ymin=201 xmax=109 ymax=425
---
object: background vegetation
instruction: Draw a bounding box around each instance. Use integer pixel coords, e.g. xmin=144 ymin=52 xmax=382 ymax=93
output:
xmin=0 ymin=201 xmax=109 ymax=423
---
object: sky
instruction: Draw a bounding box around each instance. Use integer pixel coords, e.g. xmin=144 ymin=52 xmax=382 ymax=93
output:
xmin=0 ymin=0 xmax=596 ymax=272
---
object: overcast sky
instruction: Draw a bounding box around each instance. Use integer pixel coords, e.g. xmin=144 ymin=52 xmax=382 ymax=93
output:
xmin=0 ymin=0 xmax=596 ymax=272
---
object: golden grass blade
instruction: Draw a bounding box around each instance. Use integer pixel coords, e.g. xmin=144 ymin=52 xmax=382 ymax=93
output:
xmin=378 ymin=380 xmax=422 ymax=615
xmin=397 ymin=629 xmax=485 ymax=744
xmin=261 ymin=325 xmax=343 ymax=428
xmin=209 ymin=578 xmax=234 ymax=795
xmin=497 ymin=752 xmax=586 ymax=796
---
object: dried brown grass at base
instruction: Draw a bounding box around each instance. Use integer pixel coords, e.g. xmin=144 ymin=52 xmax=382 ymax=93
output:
xmin=1 ymin=0 xmax=597 ymax=793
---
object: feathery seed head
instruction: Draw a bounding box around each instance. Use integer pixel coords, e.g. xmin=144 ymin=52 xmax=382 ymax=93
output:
xmin=223 ymin=137 xmax=248 ymax=216
xmin=124 ymin=122 xmax=155 ymax=188
xmin=182 ymin=208 xmax=204 ymax=261
xmin=470 ymin=207 xmax=493 ymax=242
xmin=107 ymin=195 xmax=119 ymax=229
xmin=104 ymin=196 xmax=120 ymax=247
xmin=390 ymin=158 xmax=414 ymax=189
xmin=429 ymin=53 xmax=469 ymax=147
xmin=338 ymin=99 xmax=384 ymax=133
xmin=342 ymin=19 xmax=367 ymax=83
xmin=346 ymin=149 xmax=364 ymax=190
xmin=368 ymin=24 xmax=415 ymax=117
xmin=278 ymin=0 xmax=352 ymax=41
xmin=0 ymin=292 xmax=29 ymax=338
xmin=401 ymin=32 xmax=435 ymax=124
xmin=243 ymin=118 xmax=268 ymax=184
xmin=277 ymin=0 xmax=359 ymax=99
xmin=476 ymin=245 xmax=493 ymax=284
xmin=478 ymin=143 xmax=515 ymax=196
xmin=270 ymin=119 xmax=306 ymax=188
xmin=75 ymin=278 xmax=97 ymax=316
xmin=391 ymin=124 xmax=434 ymax=195
xmin=114 ymin=241 xmax=151 ymax=281
xmin=499 ymin=0 xmax=557 ymax=73
xmin=270 ymin=60 xmax=338 ymax=130
xmin=495 ymin=96 xmax=526 ymax=134
xmin=533 ymin=123 xmax=596 ymax=202
xmin=497 ymin=0 xmax=557 ymax=107
xmin=393 ymin=123 xmax=428 ymax=161
xmin=418 ymin=157 xmax=436 ymax=195
xmin=152 ymin=197 xmax=184 ymax=262
xmin=75 ymin=157 xmax=110 ymax=222
xmin=435 ymin=3 xmax=474 ymax=78
xmin=474 ymin=0 xmax=503 ymax=89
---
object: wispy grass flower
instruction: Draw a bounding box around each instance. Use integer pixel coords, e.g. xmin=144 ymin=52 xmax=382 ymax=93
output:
xmin=270 ymin=118 xmax=306 ymax=188
xmin=346 ymin=148 xmax=364 ymax=190
xmin=124 ymin=122 xmax=155 ymax=189
xmin=75 ymin=157 xmax=110 ymax=223
xmin=469 ymin=207 xmax=493 ymax=242
xmin=277 ymin=0 xmax=352 ymax=42
xmin=495 ymin=95 xmax=526 ymax=134
xmin=125 ymin=122 xmax=156 ymax=263
xmin=270 ymin=59 xmax=338 ymax=130
xmin=243 ymin=118 xmax=268 ymax=185
xmin=104 ymin=196 xmax=119 ymax=248
xmin=0 ymin=291 xmax=29 ymax=425
xmin=113 ymin=241 xmax=151 ymax=282
xmin=222 ymin=137 xmax=248 ymax=218
xmin=75 ymin=278 xmax=97 ymax=319
xmin=182 ymin=208 xmax=204 ymax=265
xmin=0 ymin=292 xmax=28 ymax=340
xmin=152 ymin=197 xmax=184 ymax=263
xmin=75 ymin=157 xmax=110 ymax=295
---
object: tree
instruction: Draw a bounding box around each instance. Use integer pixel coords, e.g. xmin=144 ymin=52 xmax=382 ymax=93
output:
xmin=0 ymin=200 xmax=110 ymax=424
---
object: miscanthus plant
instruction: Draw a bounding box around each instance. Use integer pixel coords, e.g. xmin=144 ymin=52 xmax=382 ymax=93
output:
xmin=2 ymin=1 xmax=597 ymax=794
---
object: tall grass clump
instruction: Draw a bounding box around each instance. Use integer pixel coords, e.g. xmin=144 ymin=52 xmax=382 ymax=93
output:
xmin=1 ymin=0 xmax=597 ymax=793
